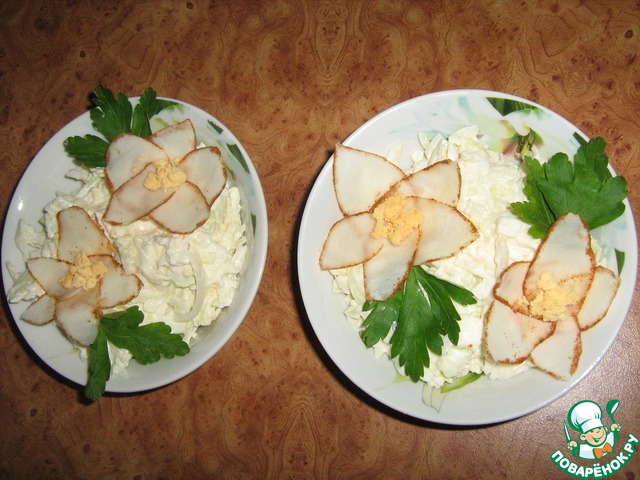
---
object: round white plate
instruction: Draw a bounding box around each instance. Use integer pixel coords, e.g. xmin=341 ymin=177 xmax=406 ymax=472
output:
xmin=2 ymin=97 xmax=268 ymax=394
xmin=297 ymin=89 xmax=637 ymax=425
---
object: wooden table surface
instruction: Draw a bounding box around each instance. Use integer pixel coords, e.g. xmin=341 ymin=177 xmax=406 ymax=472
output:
xmin=1 ymin=1 xmax=639 ymax=479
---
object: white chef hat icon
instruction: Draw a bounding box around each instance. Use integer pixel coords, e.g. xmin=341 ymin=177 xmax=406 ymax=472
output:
xmin=568 ymin=400 xmax=604 ymax=434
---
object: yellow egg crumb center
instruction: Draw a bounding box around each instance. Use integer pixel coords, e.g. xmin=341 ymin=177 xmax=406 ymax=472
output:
xmin=527 ymin=272 xmax=581 ymax=321
xmin=60 ymin=252 xmax=108 ymax=290
xmin=371 ymin=192 xmax=422 ymax=246
xmin=144 ymin=158 xmax=187 ymax=191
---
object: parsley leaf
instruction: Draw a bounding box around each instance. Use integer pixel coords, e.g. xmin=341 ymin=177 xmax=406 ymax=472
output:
xmin=84 ymin=306 xmax=190 ymax=401
xmin=85 ymin=329 xmax=110 ymax=401
xmin=511 ymin=137 xmax=628 ymax=238
xmin=63 ymin=85 xmax=178 ymax=168
xmin=90 ymin=84 xmax=133 ymax=141
xmin=393 ymin=269 xmax=435 ymax=381
xmin=511 ymin=156 xmax=558 ymax=238
xmin=63 ymin=134 xmax=109 ymax=168
xmin=101 ymin=306 xmax=190 ymax=364
xmin=131 ymin=87 xmax=178 ymax=137
xmin=360 ymin=267 xmax=476 ymax=382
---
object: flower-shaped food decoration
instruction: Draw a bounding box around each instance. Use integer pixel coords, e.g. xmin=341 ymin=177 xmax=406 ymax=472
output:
xmin=485 ymin=213 xmax=620 ymax=379
xmin=320 ymin=144 xmax=479 ymax=301
xmin=103 ymin=119 xmax=227 ymax=234
xmin=21 ymin=206 xmax=142 ymax=346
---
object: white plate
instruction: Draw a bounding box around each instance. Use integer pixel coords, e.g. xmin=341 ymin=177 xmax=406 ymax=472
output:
xmin=2 ymin=98 xmax=268 ymax=394
xmin=297 ymin=89 xmax=637 ymax=425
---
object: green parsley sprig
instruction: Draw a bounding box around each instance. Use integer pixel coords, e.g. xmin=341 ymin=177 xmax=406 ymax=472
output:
xmin=64 ymin=85 xmax=177 ymax=168
xmin=511 ymin=137 xmax=628 ymax=238
xmin=361 ymin=267 xmax=476 ymax=383
xmin=85 ymin=307 xmax=190 ymax=401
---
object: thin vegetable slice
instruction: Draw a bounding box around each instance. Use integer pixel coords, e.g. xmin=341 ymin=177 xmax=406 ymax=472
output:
xmin=148 ymin=181 xmax=211 ymax=234
xmin=577 ymin=266 xmax=620 ymax=331
xmin=320 ymin=213 xmax=383 ymax=270
xmin=103 ymin=163 xmax=175 ymax=225
xmin=364 ymin=228 xmax=419 ymax=301
xmin=27 ymin=257 xmax=77 ymax=300
xmin=530 ymin=316 xmax=582 ymax=379
xmin=493 ymin=261 xmax=529 ymax=311
xmin=333 ymin=144 xmax=406 ymax=215
xmin=411 ymin=197 xmax=479 ymax=265
xmin=57 ymin=206 xmax=116 ymax=262
xmin=55 ymin=288 xmax=101 ymax=346
xmin=484 ymin=299 xmax=555 ymax=364
xmin=21 ymin=294 xmax=56 ymax=325
xmin=178 ymin=147 xmax=227 ymax=205
xmin=96 ymin=255 xmax=143 ymax=309
xmin=148 ymin=119 xmax=196 ymax=161
xmin=523 ymin=213 xmax=595 ymax=305
xmin=390 ymin=160 xmax=461 ymax=206
xmin=105 ymin=134 xmax=168 ymax=190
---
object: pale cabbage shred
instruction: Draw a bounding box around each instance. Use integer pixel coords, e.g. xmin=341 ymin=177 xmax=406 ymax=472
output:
xmin=7 ymin=164 xmax=247 ymax=376
xmin=330 ymin=126 xmax=597 ymax=392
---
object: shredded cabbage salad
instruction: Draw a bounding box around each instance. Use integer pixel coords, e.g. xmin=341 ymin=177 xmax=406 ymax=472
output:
xmin=7 ymin=165 xmax=247 ymax=376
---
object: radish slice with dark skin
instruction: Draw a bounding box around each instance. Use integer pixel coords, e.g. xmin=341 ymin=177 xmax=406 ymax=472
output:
xmin=493 ymin=261 xmax=530 ymax=312
xmin=94 ymin=255 xmax=142 ymax=309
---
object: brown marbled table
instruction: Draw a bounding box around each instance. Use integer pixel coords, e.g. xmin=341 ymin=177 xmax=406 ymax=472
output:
xmin=1 ymin=1 xmax=638 ymax=478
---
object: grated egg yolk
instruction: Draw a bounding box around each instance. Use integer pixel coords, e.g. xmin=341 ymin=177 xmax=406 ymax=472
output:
xmin=371 ymin=192 xmax=422 ymax=245
xmin=528 ymin=272 xmax=580 ymax=321
xmin=60 ymin=252 xmax=108 ymax=290
xmin=144 ymin=159 xmax=187 ymax=191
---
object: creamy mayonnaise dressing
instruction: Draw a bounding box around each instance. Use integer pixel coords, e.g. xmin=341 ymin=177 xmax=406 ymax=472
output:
xmin=7 ymin=163 xmax=247 ymax=376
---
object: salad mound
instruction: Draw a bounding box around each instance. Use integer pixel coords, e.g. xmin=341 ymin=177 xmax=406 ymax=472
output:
xmin=5 ymin=86 xmax=248 ymax=400
xmin=322 ymin=126 xmax=624 ymax=401
xmin=19 ymin=206 xmax=142 ymax=346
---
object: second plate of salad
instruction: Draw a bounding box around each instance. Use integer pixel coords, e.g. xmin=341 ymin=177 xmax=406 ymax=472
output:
xmin=297 ymin=89 xmax=636 ymax=425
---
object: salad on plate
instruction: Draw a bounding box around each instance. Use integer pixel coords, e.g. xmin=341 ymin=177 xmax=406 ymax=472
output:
xmin=318 ymin=103 xmax=628 ymax=410
xmin=5 ymin=85 xmax=249 ymax=400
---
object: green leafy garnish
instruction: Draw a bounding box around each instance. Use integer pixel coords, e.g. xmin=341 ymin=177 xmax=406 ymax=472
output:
xmin=440 ymin=372 xmax=481 ymax=393
xmin=84 ymin=306 xmax=189 ymax=401
xmin=85 ymin=329 xmax=110 ymax=401
xmin=63 ymin=134 xmax=109 ymax=168
xmin=361 ymin=267 xmax=476 ymax=382
xmin=615 ymin=249 xmax=626 ymax=275
xmin=511 ymin=137 xmax=628 ymax=238
xmin=487 ymin=97 xmax=538 ymax=116
xmin=64 ymin=85 xmax=178 ymax=168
